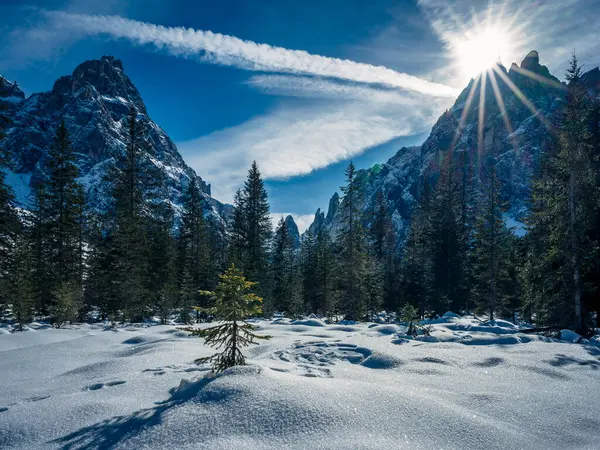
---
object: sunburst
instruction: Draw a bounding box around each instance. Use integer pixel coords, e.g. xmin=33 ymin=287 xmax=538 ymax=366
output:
xmin=445 ymin=2 xmax=563 ymax=162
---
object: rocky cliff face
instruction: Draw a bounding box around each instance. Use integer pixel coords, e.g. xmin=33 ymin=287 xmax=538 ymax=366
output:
xmin=1 ymin=56 xmax=229 ymax=221
xmin=308 ymin=51 xmax=597 ymax=245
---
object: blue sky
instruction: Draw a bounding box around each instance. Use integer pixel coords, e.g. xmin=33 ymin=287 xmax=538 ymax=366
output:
xmin=1 ymin=0 xmax=599 ymax=231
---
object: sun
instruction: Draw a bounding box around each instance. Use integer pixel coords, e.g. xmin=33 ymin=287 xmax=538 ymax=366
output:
xmin=456 ymin=27 xmax=511 ymax=79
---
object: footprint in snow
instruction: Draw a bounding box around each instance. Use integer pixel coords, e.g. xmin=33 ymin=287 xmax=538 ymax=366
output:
xmin=0 ymin=407 xmax=8 ymax=413
xmin=25 ymin=395 xmax=52 ymax=402
xmin=83 ymin=380 xmax=126 ymax=391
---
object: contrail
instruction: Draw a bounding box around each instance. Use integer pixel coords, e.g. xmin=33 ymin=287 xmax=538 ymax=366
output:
xmin=45 ymin=11 xmax=459 ymax=98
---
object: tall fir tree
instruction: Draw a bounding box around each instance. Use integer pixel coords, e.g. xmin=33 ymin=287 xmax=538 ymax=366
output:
xmin=44 ymin=121 xmax=84 ymax=321
xmin=242 ymin=161 xmax=272 ymax=292
xmin=471 ymin=156 xmax=512 ymax=320
xmin=369 ymin=189 xmax=398 ymax=311
xmin=178 ymin=177 xmax=209 ymax=323
xmin=0 ymin=104 xmax=21 ymax=312
xmin=400 ymin=180 xmax=434 ymax=318
xmin=110 ymin=106 xmax=150 ymax=321
xmin=524 ymin=54 xmax=596 ymax=330
xmin=337 ymin=162 xmax=370 ymax=320
xmin=271 ymin=217 xmax=301 ymax=316
xmin=429 ymin=153 xmax=464 ymax=314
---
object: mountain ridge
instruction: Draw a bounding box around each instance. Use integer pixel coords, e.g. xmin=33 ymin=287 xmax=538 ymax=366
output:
xmin=306 ymin=50 xmax=598 ymax=245
xmin=0 ymin=56 xmax=230 ymax=223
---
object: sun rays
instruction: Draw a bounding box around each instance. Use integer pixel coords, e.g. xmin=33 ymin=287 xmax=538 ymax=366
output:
xmin=444 ymin=1 xmax=566 ymax=169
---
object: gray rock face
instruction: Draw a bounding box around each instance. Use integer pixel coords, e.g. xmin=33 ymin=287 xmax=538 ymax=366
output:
xmin=0 ymin=76 xmax=24 ymax=102
xmin=284 ymin=215 xmax=301 ymax=249
xmin=308 ymin=51 xmax=597 ymax=247
xmin=1 ymin=56 xmax=229 ymax=222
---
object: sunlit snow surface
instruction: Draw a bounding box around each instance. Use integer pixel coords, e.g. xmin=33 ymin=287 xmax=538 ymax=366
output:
xmin=1 ymin=316 xmax=599 ymax=449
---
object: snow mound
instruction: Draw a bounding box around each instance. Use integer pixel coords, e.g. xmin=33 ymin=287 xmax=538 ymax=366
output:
xmin=290 ymin=319 xmax=326 ymax=327
xmin=559 ymin=329 xmax=582 ymax=343
xmin=360 ymin=351 xmax=403 ymax=369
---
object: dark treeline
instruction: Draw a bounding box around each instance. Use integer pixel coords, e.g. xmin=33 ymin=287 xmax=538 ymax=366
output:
xmin=0 ymin=55 xmax=599 ymax=332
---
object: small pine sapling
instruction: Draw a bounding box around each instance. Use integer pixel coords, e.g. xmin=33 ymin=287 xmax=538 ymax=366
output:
xmin=181 ymin=265 xmax=270 ymax=373
xmin=399 ymin=304 xmax=419 ymax=337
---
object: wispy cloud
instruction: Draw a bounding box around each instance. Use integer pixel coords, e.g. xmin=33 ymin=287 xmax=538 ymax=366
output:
xmin=33 ymin=10 xmax=459 ymax=97
xmin=178 ymin=100 xmax=449 ymax=203
xmin=245 ymin=75 xmax=431 ymax=105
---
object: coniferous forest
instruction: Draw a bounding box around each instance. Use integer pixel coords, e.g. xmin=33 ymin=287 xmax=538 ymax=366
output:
xmin=0 ymin=55 xmax=599 ymax=335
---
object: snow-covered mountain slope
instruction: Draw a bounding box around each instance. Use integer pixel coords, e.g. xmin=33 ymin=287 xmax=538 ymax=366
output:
xmin=0 ymin=56 xmax=230 ymax=222
xmin=0 ymin=316 xmax=599 ymax=449
xmin=309 ymin=51 xmax=598 ymax=243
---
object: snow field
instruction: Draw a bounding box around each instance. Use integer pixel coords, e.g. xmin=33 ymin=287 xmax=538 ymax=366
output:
xmin=0 ymin=316 xmax=599 ymax=449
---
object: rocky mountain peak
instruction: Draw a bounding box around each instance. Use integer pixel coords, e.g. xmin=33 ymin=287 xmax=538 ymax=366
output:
xmin=0 ymin=75 xmax=25 ymax=101
xmin=325 ymin=192 xmax=340 ymax=224
xmin=2 ymin=56 xmax=227 ymax=226
xmin=515 ymin=50 xmax=560 ymax=84
xmin=48 ymin=55 xmax=146 ymax=114
xmin=284 ymin=215 xmax=301 ymax=249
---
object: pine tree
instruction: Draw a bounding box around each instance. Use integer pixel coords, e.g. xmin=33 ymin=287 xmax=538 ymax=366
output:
xmin=178 ymin=178 xmax=209 ymax=322
xmin=471 ymin=156 xmax=511 ymax=321
xmin=558 ymin=54 xmax=595 ymax=331
xmin=84 ymin=216 xmax=120 ymax=320
xmin=242 ymin=162 xmax=272 ymax=292
xmin=0 ymin=105 xmax=20 ymax=312
xmin=271 ymin=217 xmax=301 ymax=316
xmin=523 ymin=54 xmax=596 ymax=330
xmin=315 ymin=229 xmax=337 ymax=318
xmin=181 ymin=265 xmax=270 ymax=373
xmin=51 ymin=281 xmax=82 ymax=328
xmin=337 ymin=162 xmax=370 ymax=320
xmin=110 ymin=106 xmax=150 ymax=321
xmin=228 ymin=188 xmax=247 ymax=268
xmin=149 ymin=173 xmax=178 ymax=324
xmin=45 ymin=121 xmax=83 ymax=289
xmin=369 ymin=189 xmax=398 ymax=311
xmin=28 ymin=185 xmax=53 ymax=313
xmin=300 ymin=231 xmax=318 ymax=313
xmin=429 ymin=154 xmax=464 ymax=315
xmin=400 ymin=181 xmax=433 ymax=318
xmin=9 ymin=234 xmax=35 ymax=330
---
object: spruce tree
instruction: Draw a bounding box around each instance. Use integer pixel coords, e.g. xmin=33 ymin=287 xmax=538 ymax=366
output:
xmin=149 ymin=173 xmax=178 ymax=324
xmin=45 ymin=121 xmax=82 ymax=289
xmin=369 ymin=189 xmax=398 ymax=312
xmin=228 ymin=188 xmax=247 ymax=268
xmin=178 ymin=177 xmax=209 ymax=322
xmin=0 ymin=107 xmax=20 ymax=312
xmin=314 ymin=229 xmax=336 ymax=318
xmin=338 ymin=162 xmax=370 ymax=320
xmin=110 ymin=106 xmax=150 ymax=321
xmin=400 ymin=181 xmax=433 ymax=318
xmin=428 ymin=154 xmax=464 ymax=315
xmin=523 ymin=54 xmax=596 ymax=330
xmin=51 ymin=281 xmax=82 ymax=328
xmin=9 ymin=234 xmax=35 ymax=330
xmin=300 ymin=231 xmax=318 ymax=313
xmin=271 ymin=217 xmax=301 ymax=316
xmin=242 ymin=162 xmax=272 ymax=292
xmin=558 ymin=54 xmax=595 ymax=331
xmin=471 ymin=156 xmax=511 ymax=321
xmin=182 ymin=265 xmax=270 ymax=373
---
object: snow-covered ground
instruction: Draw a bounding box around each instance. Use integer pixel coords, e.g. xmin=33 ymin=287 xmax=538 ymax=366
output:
xmin=1 ymin=316 xmax=599 ymax=449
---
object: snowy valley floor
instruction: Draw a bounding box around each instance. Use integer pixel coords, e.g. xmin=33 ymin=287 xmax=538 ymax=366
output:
xmin=1 ymin=316 xmax=600 ymax=449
